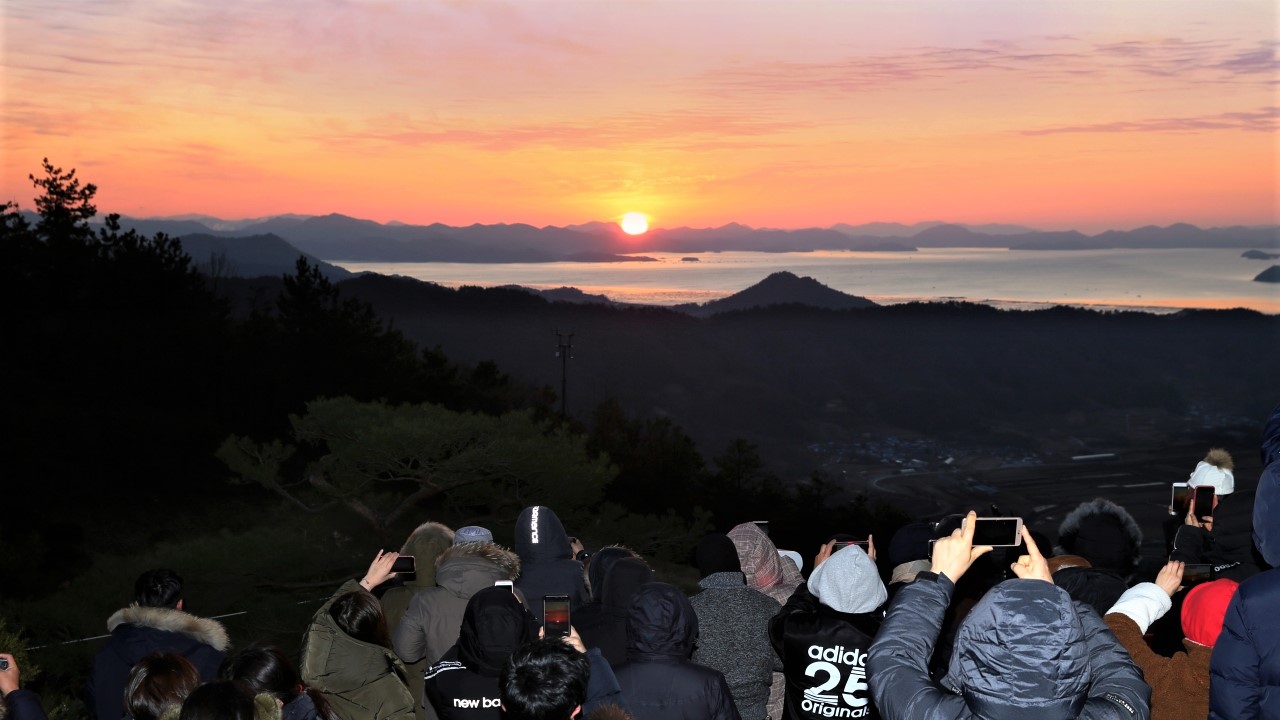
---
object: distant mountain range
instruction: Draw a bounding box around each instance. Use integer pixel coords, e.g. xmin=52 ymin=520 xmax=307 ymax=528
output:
xmin=86 ymin=212 xmax=1275 ymax=264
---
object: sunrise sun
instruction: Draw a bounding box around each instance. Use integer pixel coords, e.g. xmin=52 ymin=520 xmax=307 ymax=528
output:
xmin=620 ymin=212 xmax=649 ymax=235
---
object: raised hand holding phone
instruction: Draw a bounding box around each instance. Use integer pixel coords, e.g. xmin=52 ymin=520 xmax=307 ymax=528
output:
xmin=929 ymin=511 xmax=992 ymax=583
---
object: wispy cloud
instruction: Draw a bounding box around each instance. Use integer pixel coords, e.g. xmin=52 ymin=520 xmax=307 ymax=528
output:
xmin=1021 ymin=106 xmax=1279 ymax=136
xmin=311 ymin=110 xmax=812 ymax=152
xmin=698 ymin=36 xmax=1271 ymax=97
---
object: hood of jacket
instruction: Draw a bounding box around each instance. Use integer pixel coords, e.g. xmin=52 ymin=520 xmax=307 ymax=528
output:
xmin=943 ymin=580 xmax=1090 ymax=718
xmin=728 ymin=522 xmax=803 ymax=604
xmin=586 ymin=546 xmax=637 ymax=599
xmin=1054 ymin=498 xmax=1143 ymax=576
xmin=626 ymin=582 xmax=697 ymax=661
xmin=600 ymin=558 xmax=655 ymax=618
xmin=435 ymin=541 xmax=522 ymax=598
xmin=514 ymin=505 xmax=573 ymax=563
xmin=107 ymin=605 xmax=230 ymax=652
xmin=456 ymin=586 xmax=539 ymax=677
xmin=808 ymin=544 xmax=887 ymax=614
xmin=399 ymin=521 xmax=455 ymax=589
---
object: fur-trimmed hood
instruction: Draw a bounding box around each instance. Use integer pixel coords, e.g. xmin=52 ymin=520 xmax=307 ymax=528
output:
xmin=399 ymin=521 xmax=455 ymax=588
xmin=106 ymin=605 xmax=230 ymax=651
xmin=1054 ymin=498 xmax=1143 ymax=575
xmin=435 ymin=540 xmax=521 ymax=599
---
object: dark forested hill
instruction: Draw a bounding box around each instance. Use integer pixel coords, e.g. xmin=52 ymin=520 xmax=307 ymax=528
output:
xmin=335 ymin=273 xmax=1280 ymax=473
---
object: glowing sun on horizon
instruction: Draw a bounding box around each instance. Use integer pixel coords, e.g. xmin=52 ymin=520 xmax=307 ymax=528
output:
xmin=620 ymin=212 xmax=649 ymax=235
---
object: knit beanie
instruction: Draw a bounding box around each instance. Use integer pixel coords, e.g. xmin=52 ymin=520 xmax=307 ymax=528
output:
xmin=1181 ymin=578 xmax=1239 ymax=647
xmin=454 ymin=525 xmax=494 ymax=545
xmin=807 ymin=544 xmax=887 ymax=614
xmin=1188 ymin=453 xmax=1235 ymax=496
xmin=695 ymin=534 xmax=742 ymax=578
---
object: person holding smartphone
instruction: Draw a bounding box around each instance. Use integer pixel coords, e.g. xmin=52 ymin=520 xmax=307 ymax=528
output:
xmin=868 ymin=511 xmax=1150 ymax=720
xmin=1171 ymin=448 xmax=1260 ymax=582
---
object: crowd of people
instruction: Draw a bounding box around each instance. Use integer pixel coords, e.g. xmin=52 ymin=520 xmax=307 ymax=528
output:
xmin=2 ymin=406 xmax=1277 ymax=720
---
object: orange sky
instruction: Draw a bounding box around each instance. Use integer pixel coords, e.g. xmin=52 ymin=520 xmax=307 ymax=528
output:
xmin=2 ymin=1 xmax=1276 ymax=232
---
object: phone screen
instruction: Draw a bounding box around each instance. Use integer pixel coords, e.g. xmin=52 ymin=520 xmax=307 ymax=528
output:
xmin=1170 ymin=483 xmax=1190 ymax=509
xmin=1193 ymin=486 xmax=1215 ymax=521
xmin=1182 ymin=563 xmax=1214 ymax=584
xmin=390 ymin=555 xmax=415 ymax=574
xmin=543 ymin=595 xmax=570 ymax=637
xmin=971 ymin=518 xmax=1023 ymax=547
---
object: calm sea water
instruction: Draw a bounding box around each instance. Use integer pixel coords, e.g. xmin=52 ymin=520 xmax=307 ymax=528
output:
xmin=335 ymin=248 xmax=1280 ymax=314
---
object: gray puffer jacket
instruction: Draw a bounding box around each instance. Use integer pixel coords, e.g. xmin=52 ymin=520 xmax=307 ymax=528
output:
xmin=868 ymin=573 xmax=1149 ymax=720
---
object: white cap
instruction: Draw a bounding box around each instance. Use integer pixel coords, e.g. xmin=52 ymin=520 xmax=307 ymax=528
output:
xmin=778 ymin=549 xmax=803 ymax=574
xmin=1189 ymin=460 xmax=1235 ymax=495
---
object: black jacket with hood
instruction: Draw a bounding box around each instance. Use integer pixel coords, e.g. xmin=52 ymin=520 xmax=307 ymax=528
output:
xmin=423 ymin=586 xmax=538 ymax=720
xmin=771 ymin=545 xmax=886 ymax=720
xmin=88 ymin=604 xmax=229 ymax=720
xmin=512 ymin=506 xmax=589 ymax=625
xmin=614 ymin=582 xmax=742 ymax=720
xmin=1210 ymin=402 xmax=1280 ymax=718
xmin=576 ymin=557 xmax=656 ymax=667
xmin=868 ymin=573 xmax=1149 ymax=720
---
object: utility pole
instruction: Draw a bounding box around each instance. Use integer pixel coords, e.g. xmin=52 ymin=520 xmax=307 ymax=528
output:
xmin=555 ymin=331 xmax=574 ymax=416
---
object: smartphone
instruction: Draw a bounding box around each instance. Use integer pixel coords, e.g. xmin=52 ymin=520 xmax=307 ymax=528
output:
xmin=834 ymin=539 xmax=869 ymax=551
xmin=494 ymin=580 xmax=514 ymax=592
xmin=1193 ymin=485 xmax=1215 ymax=521
xmin=927 ymin=538 xmax=937 ymax=559
xmin=971 ymin=517 xmax=1024 ymax=547
xmin=543 ymin=595 xmax=571 ymax=638
xmin=1170 ymin=483 xmax=1190 ymax=514
xmin=752 ymin=520 xmax=770 ymax=536
xmin=1182 ymin=563 xmax=1214 ymax=584
xmin=390 ymin=555 xmax=416 ymax=574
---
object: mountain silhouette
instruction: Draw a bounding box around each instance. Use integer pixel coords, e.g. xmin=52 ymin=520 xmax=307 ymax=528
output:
xmin=177 ymin=233 xmax=353 ymax=281
xmin=683 ymin=271 xmax=876 ymax=316
xmin=1254 ymin=266 xmax=1280 ymax=283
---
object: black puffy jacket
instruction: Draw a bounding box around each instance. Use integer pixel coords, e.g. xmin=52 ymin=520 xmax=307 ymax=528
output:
xmin=614 ymin=582 xmax=742 ymax=720
xmin=868 ymin=573 xmax=1149 ymax=720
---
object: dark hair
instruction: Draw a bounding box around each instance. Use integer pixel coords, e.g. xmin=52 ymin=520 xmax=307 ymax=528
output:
xmin=329 ymin=591 xmax=391 ymax=648
xmin=500 ymin=638 xmax=590 ymax=720
xmin=135 ymin=569 xmax=184 ymax=609
xmin=221 ymin=646 xmax=338 ymax=720
xmin=124 ymin=652 xmax=201 ymax=720
xmin=178 ymin=681 xmax=256 ymax=720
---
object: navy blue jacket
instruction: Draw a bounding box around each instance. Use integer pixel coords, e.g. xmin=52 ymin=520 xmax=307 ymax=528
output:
xmin=4 ymin=689 xmax=49 ymax=720
xmin=868 ymin=573 xmax=1149 ymax=719
xmin=88 ymin=606 xmax=227 ymax=720
xmin=614 ymin=582 xmax=741 ymax=720
xmin=1210 ymin=403 xmax=1280 ymax=718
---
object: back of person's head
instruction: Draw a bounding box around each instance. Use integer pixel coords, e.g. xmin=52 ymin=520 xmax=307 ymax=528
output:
xmin=807 ymin=543 xmax=887 ymax=614
xmin=329 ymin=591 xmax=390 ymax=648
xmin=1181 ymin=578 xmax=1240 ymax=647
xmin=1055 ymin=498 xmax=1142 ymax=576
xmin=1052 ymin=565 xmax=1127 ymax=618
xmin=626 ymin=582 xmax=698 ymax=659
xmin=221 ymin=646 xmax=337 ymax=720
xmin=125 ymin=652 xmax=201 ymax=720
xmin=585 ymin=546 xmax=639 ymax=598
xmin=500 ymin=638 xmax=590 ymax=720
xmin=178 ymin=681 xmax=272 ymax=720
xmin=135 ymin=569 xmax=184 ymax=609
xmin=888 ymin=521 xmax=936 ymax=567
xmin=944 ymin=580 xmax=1090 ymax=716
xmin=600 ymin=558 xmax=656 ymax=615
